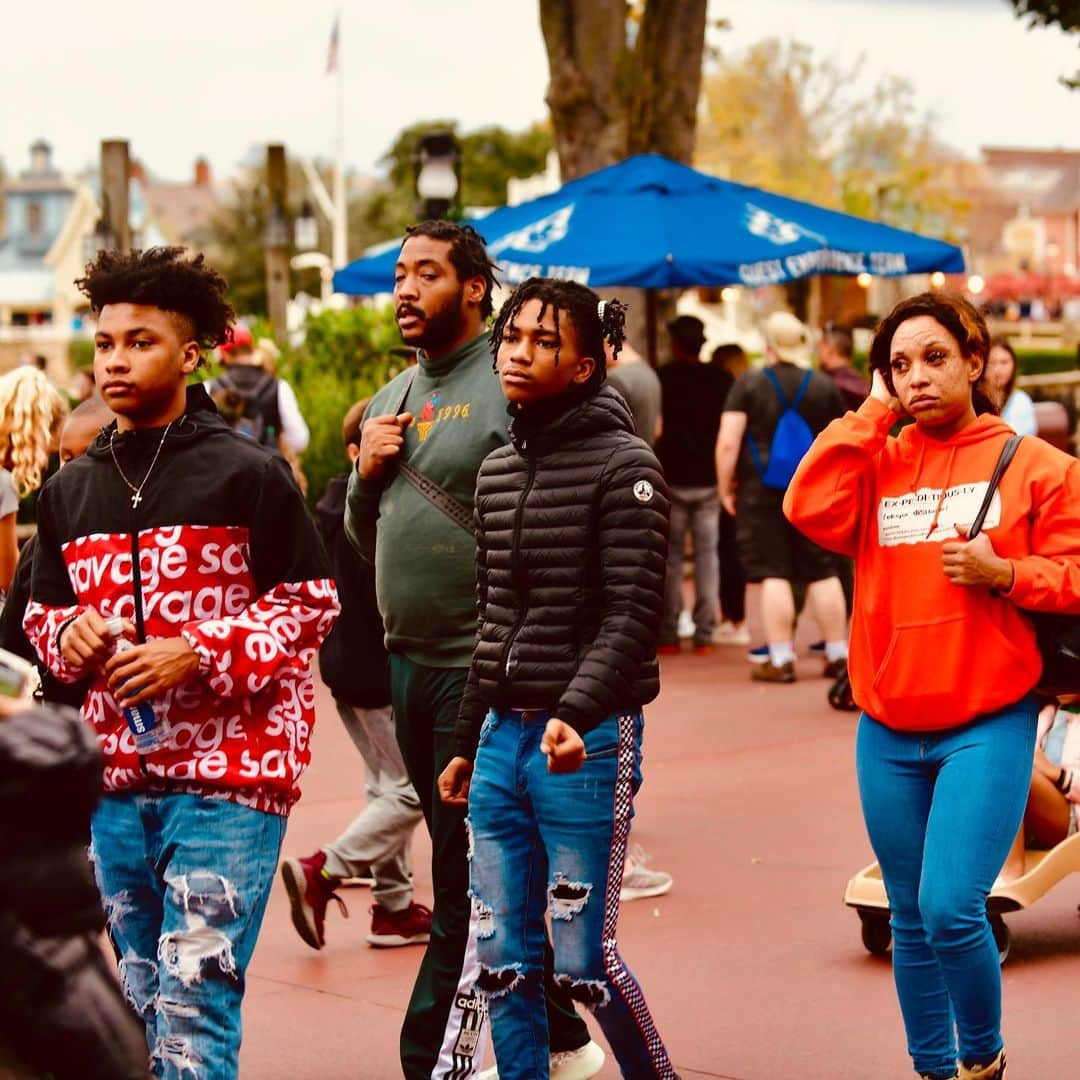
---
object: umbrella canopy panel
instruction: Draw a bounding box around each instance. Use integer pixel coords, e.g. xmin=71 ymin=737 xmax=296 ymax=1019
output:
xmin=335 ymin=153 xmax=964 ymax=296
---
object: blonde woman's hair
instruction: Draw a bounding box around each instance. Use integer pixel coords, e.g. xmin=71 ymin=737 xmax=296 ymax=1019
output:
xmin=0 ymin=367 xmax=69 ymax=497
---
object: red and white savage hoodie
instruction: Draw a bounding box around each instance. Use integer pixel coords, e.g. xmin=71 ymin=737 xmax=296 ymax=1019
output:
xmin=25 ymin=385 xmax=340 ymax=816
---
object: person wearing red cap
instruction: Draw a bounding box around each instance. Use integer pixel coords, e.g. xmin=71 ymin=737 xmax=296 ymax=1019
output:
xmin=209 ymin=325 xmax=310 ymax=455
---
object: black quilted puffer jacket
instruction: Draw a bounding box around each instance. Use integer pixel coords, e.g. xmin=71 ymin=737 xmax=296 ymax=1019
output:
xmin=455 ymin=383 xmax=670 ymax=759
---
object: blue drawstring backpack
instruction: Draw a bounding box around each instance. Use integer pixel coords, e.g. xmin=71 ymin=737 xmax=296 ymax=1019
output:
xmin=746 ymin=368 xmax=814 ymax=490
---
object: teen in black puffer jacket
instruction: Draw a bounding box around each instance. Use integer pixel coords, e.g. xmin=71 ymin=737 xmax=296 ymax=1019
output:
xmin=454 ymin=378 xmax=668 ymax=752
xmin=441 ymin=279 xmax=678 ymax=1078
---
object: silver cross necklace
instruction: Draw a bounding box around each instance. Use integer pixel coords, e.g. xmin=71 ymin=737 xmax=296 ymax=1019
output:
xmin=109 ymin=416 xmax=182 ymax=508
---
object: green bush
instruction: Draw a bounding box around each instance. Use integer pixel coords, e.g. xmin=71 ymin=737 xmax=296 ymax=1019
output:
xmin=236 ymin=305 xmax=406 ymax=506
xmin=69 ymin=339 xmax=94 ymax=373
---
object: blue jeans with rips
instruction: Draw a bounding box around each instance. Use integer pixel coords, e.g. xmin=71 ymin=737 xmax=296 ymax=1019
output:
xmin=855 ymin=697 xmax=1037 ymax=1079
xmin=468 ymin=709 xmax=676 ymax=1080
xmin=91 ymin=792 xmax=286 ymax=1080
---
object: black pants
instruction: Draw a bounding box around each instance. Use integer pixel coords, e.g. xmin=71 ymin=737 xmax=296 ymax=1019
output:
xmin=718 ymin=508 xmax=746 ymax=624
xmin=389 ymin=654 xmax=590 ymax=1078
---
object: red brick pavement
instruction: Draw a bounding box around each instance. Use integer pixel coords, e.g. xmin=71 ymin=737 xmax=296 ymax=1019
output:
xmin=240 ymin=624 xmax=1080 ymax=1078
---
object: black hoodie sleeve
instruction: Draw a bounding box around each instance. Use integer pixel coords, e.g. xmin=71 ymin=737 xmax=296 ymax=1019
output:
xmin=555 ymin=443 xmax=670 ymax=736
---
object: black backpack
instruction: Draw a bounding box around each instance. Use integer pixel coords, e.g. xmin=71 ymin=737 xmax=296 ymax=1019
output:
xmin=211 ymin=367 xmax=281 ymax=447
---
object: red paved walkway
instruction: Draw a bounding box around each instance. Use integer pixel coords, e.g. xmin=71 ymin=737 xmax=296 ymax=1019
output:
xmin=239 ymin=608 xmax=1080 ymax=1078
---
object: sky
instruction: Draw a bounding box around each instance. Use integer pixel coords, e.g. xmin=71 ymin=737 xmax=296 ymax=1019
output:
xmin=2 ymin=0 xmax=1080 ymax=184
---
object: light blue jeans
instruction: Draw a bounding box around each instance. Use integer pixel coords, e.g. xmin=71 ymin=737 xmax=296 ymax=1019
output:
xmin=468 ymin=709 xmax=676 ymax=1080
xmin=91 ymin=792 xmax=286 ymax=1079
xmin=855 ymin=698 xmax=1037 ymax=1079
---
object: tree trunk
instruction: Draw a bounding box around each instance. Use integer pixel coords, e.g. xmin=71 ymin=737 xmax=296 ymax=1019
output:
xmin=627 ymin=0 xmax=708 ymax=163
xmin=539 ymin=0 xmax=629 ymax=180
xmin=539 ymin=0 xmax=708 ymax=362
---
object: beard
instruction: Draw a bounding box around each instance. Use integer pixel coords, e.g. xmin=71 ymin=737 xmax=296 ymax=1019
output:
xmin=398 ymin=288 xmax=465 ymax=354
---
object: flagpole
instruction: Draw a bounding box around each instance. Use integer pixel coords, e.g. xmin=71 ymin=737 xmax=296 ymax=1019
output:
xmin=331 ymin=9 xmax=347 ymax=275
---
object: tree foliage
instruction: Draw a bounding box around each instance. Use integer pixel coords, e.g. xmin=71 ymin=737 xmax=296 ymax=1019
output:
xmin=1010 ymin=0 xmax=1080 ymax=87
xmin=697 ymin=38 xmax=968 ymax=241
xmin=207 ymin=122 xmax=553 ymax=318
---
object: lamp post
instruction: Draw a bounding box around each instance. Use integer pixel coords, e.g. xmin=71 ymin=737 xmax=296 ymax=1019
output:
xmin=414 ymin=131 xmax=461 ymax=220
xmin=294 ymin=199 xmax=319 ymax=254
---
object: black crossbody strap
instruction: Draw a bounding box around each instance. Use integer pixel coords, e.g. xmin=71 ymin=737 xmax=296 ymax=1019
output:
xmin=383 ymin=366 xmax=475 ymax=538
xmin=969 ymin=434 xmax=1023 ymax=540
xmin=397 ymin=460 xmax=475 ymax=536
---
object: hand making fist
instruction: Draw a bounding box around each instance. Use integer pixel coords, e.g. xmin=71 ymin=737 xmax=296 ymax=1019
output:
xmin=357 ymin=412 xmax=414 ymax=480
xmin=540 ymin=719 xmax=586 ymax=774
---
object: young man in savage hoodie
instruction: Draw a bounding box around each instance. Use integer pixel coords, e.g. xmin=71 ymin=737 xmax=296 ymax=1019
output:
xmin=25 ymin=248 xmax=339 ymax=1077
xmin=785 ymin=293 xmax=1080 ymax=1080
xmin=345 ymin=222 xmax=599 ymax=1080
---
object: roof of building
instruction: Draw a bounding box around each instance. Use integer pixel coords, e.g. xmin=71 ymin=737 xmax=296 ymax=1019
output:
xmin=138 ymin=178 xmax=219 ymax=245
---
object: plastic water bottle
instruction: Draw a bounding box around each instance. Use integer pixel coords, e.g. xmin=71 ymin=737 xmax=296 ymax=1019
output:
xmin=106 ymin=618 xmax=171 ymax=754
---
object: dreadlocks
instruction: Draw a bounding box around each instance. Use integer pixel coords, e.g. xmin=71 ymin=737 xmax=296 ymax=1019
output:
xmin=404 ymin=220 xmax=500 ymax=319
xmin=490 ymin=278 xmax=627 ymax=388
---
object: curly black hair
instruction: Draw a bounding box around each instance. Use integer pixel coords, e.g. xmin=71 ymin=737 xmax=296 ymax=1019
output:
xmin=76 ymin=247 xmax=234 ymax=353
xmin=489 ymin=278 xmax=627 ymax=390
xmin=403 ymin=220 xmax=500 ymax=319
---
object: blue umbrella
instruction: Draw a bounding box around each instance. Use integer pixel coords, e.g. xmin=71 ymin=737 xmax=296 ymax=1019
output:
xmin=334 ymin=153 xmax=964 ymax=295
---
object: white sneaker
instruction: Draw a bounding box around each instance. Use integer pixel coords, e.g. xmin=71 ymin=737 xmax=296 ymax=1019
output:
xmin=677 ymin=609 xmax=695 ymax=639
xmin=620 ymin=844 xmax=674 ymax=902
xmin=476 ymin=1039 xmax=605 ymax=1080
xmin=713 ymin=621 xmax=751 ymax=646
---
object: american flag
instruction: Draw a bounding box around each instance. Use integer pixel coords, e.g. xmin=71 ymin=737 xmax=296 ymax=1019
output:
xmin=326 ymin=15 xmax=339 ymax=75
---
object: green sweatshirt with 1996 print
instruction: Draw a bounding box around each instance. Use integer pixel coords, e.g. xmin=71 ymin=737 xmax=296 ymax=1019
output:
xmin=345 ymin=332 xmax=508 ymax=668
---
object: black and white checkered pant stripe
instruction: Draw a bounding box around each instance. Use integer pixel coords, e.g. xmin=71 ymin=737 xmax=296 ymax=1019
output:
xmin=601 ymin=712 xmax=677 ymax=1078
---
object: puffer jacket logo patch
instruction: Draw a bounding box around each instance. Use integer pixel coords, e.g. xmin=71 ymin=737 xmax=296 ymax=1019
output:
xmin=633 ymin=479 xmax=655 ymax=503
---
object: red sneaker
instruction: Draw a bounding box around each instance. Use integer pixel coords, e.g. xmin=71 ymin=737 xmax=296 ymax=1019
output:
xmin=367 ymin=901 xmax=432 ymax=948
xmin=657 ymin=643 xmax=681 ymax=656
xmin=280 ymin=850 xmax=348 ymax=950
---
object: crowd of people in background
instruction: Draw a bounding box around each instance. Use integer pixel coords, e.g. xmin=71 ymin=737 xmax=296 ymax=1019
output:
xmin=0 ymin=225 xmax=1077 ymax=1080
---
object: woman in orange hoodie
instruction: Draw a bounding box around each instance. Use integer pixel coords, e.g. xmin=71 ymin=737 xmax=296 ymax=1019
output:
xmin=785 ymin=293 xmax=1080 ymax=1080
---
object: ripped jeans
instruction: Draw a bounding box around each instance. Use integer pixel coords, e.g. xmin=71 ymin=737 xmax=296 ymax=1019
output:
xmin=91 ymin=792 xmax=286 ymax=1079
xmin=468 ymin=709 xmax=675 ymax=1080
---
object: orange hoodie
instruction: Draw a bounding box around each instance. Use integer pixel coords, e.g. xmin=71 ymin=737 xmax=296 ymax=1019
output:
xmin=784 ymin=397 xmax=1080 ymax=731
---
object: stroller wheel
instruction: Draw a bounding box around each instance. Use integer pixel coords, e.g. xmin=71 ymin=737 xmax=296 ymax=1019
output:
xmin=858 ymin=910 xmax=892 ymax=956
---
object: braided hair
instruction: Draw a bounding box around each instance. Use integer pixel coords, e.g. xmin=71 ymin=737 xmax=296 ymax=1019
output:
xmin=489 ymin=278 xmax=627 ymax=389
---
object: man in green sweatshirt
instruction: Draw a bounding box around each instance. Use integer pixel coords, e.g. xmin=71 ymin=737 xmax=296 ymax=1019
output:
xmin=345 ymin=221 xmax=599 ymax=1080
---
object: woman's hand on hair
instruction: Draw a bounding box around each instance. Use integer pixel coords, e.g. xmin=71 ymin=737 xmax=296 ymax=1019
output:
xmin=941 ymin=525 xmax=1015 ymax=591
xmin=870 ymin=370 xmax=903 ymax=414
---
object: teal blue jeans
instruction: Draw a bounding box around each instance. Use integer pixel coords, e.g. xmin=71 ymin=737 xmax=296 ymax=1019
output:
xmin=91 ymin=792 xmax=286 ymax=1079
xmin=856 ymin=698 xmax=1037 ymax=1079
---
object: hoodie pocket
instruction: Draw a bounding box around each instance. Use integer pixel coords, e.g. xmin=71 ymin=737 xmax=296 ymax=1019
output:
xmin=871 ymin=613 xmax=1031 ymax=728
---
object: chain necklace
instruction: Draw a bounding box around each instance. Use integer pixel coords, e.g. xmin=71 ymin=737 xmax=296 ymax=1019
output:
xmin=109 ymin=416 xmax=182 ymax=508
